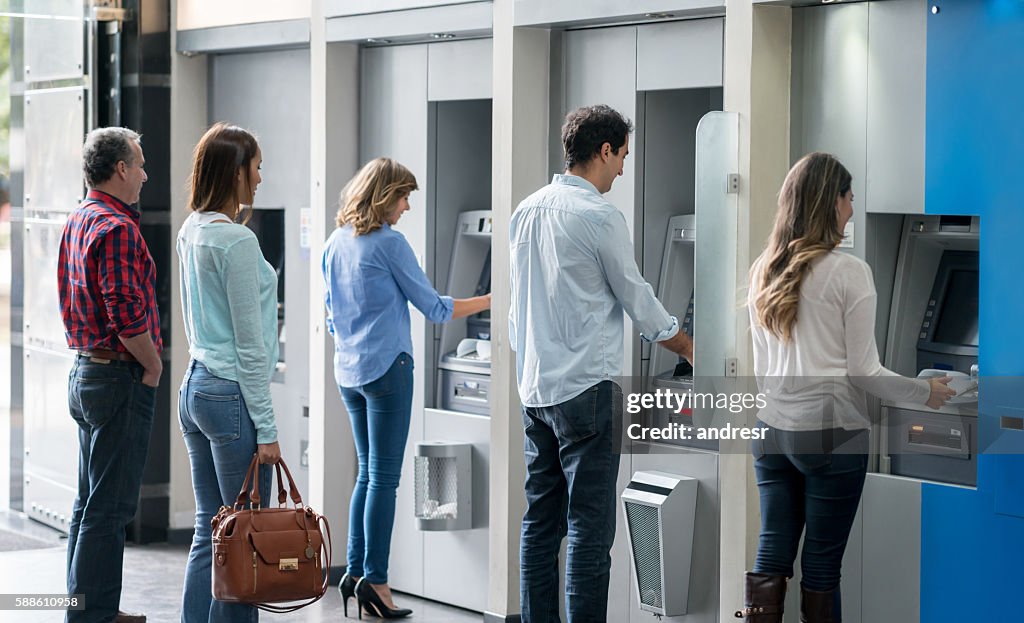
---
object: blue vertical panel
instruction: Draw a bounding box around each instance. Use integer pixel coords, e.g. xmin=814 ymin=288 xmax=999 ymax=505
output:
xmin=924 ymin=2 xmax=1024 ymax=621
xmin=925 ymin=0 xmax=1024 ymax=220
xmin=921 ymin=468 xmax=1020 ymax=622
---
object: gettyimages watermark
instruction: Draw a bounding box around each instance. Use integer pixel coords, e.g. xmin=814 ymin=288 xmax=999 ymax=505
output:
xmin=602 ymin=374 xmax=1019 ymax=456
xmin=623 ymin=384 xmax=767 ymax=444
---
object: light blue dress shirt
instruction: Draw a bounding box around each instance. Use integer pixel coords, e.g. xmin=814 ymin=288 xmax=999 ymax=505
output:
xmin=177 ymin=211 xmax=279 ymax=443
xmin=509 ymin=174 xmax=679 ymax=407
xmin=322 ymin=223 xmax=454 ymax=388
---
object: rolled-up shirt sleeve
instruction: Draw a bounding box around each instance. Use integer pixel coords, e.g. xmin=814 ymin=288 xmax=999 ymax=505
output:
xmin=96 ymin=223 xmax=149 ymax=338
xmin=388 ymin=236 xmax=454 ymax=324
xmin=595 ymin=211 xmax=679 ymax=342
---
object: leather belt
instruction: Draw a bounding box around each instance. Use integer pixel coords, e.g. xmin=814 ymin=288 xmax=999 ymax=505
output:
xmin=78 ymin=348 xmax=137 ymax=363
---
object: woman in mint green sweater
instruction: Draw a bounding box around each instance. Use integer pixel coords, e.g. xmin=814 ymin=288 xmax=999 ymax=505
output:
xmin=176 ymin=122 xmax=280 ymax=623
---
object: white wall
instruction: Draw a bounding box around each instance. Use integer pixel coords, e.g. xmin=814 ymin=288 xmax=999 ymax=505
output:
xmin=177 ymin=0 xmax=310 ymax=30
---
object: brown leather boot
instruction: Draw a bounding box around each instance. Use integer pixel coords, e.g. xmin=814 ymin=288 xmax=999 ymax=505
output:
xmin=734 ymin=572 xmax=787 ymax=622
xmin=115 ymin=611 xmax=146 ymax=623
xmin=800 ymin=585 xmax=841 ymax=623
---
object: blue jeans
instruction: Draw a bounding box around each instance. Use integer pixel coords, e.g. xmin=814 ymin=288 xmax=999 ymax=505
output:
xmin=66 ymin=355 xmax=156 ymax=623
xmin=751 ymin=422 xmax=869 ymax=592
xmin=338 ymin=352 xmax=414 ymax=584
xmin=520 ymin=381 xmax=622 ymax=623
xmin=177 ymin=360 xmax=270 ymax=623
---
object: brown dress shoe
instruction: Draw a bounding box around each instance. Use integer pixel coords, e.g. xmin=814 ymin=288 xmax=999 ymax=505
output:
xmin=115 ymin=611 xmax=146 ymax=623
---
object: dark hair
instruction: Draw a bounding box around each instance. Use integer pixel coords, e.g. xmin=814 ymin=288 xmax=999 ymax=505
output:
xmin=561 ymin=105 xmax=634 ymax=170
xmin=188 ymin=122 xmax=259 ymax=219
xmin=82 ymin=127 xmax=141 ymax=187
xmin=752 ymin=152 xmax=853 ymax=341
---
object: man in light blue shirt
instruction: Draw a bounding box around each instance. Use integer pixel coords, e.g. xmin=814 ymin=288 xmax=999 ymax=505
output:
xmin=510 ymin=105 xmax=693 ymax=623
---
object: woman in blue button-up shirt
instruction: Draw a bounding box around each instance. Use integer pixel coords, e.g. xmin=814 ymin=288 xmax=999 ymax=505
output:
xmin=322 ymin=157 xmax=490 ymax=619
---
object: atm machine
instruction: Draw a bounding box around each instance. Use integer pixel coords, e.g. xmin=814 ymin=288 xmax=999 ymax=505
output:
xmin=435 ymin=211 xmax=493 ymax=416
xmin=206 ymin=48 xmax=313 ymax=498
xmin=354 ymin=27 xmax=493 ymax=608
xmin=645 ymin=214 xmax=720 ymax=451
xmin=880 ymin=215 xmax=980 ymax=486
xmin=549 ymin=26 xmax=728 ymax=617
xmin=617 ymin=109 xmax=732 ymax=622
xmin=414 ymin=209 xmax=493 ymax=612
xmin=649 ymin=214 xmax=696 ymax=388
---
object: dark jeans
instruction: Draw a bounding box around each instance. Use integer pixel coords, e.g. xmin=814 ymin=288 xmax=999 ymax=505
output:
xmin=178 ymin=360 xmax=269 ymax=623
xmin=520 ymin=381 xmax=622 ymax=623
xmin=66 ymin=355 xmax=156 ymax=623
xmin=338 ymin=352 xmax=414 ymax=584
xmin=751 ymin=422 xmax=869 ymax=592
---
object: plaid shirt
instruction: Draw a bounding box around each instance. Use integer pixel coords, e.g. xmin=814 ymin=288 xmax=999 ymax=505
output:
xmin=58 ymin=190 xmax=162 ymax=353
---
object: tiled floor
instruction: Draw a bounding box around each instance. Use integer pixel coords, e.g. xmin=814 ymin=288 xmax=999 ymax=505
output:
xmin=0 ymin=512 xmax=482 ymax=623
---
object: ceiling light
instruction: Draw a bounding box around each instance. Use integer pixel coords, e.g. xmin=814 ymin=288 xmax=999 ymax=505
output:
xmin=644 ymin=13 xmax=675 ymax=19
xmin=365 ymin=38 xmax=392 ymax=44
xmin=430 ymin=33 xmax=457 ymax=40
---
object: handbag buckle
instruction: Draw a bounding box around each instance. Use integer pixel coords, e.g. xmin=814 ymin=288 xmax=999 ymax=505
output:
xmin=279 ymin=558 xmax=299 ymax=571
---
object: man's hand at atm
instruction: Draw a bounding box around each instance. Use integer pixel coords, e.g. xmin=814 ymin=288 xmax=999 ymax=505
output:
xmin=659 ymin=329 xmax=694 ymax=367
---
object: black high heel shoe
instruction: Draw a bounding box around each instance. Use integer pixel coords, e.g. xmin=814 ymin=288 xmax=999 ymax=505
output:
xmin=339 ymin=573 xmax=358 ymax=618
xmin=355 ymin=578 xmax=412 ymax=619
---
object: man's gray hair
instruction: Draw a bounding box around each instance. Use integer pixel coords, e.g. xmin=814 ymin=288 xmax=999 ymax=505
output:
xmin=83 ymin=127 xmax=142 ymax=187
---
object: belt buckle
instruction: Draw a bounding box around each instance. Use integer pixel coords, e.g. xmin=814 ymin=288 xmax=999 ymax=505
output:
xmin=88 ymin=356 xmax=111 ymax=365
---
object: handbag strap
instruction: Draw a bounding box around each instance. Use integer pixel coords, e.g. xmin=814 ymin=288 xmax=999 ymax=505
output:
xmin=273 ymin=463 xmax=287 ymax=506
xmin=253 ymin=510 xmax=334 ymax=613
xmin=234 ymin=455 xmax=304 ymax=509
xmin=276 ymin=458 xmax=303 ymax=506
xmin=233 ymin=455 xmax=261 ymax=510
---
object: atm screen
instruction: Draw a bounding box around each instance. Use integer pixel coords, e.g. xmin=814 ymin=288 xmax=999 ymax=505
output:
xmin=933 ymin=269 xmax=979 ymax=347
xmin=474 ymin=249 xmax=492 ymax=297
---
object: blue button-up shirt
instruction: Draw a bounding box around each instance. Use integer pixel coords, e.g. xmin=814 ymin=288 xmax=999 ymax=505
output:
xmin=322 ymin=223 xmax=453 ymax=388
xmin=509 ymin=174 xmax=679 ymax=407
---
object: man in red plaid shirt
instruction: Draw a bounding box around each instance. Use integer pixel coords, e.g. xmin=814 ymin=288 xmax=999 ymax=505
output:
xmin=58 ymin=127 xmax=161 ymax=623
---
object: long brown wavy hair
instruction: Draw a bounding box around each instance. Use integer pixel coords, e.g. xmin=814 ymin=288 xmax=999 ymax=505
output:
xmin=752 ymin=152 xmax=852 ymax=341
xmin=187 ymin=122 xmax=259 ymax=223
xmin=336 ymin=158 xmax=418 ymax=235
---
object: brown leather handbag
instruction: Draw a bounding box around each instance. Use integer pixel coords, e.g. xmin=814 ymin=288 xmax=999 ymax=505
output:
xmin=210 ymin=455 xmax=332 ymax=613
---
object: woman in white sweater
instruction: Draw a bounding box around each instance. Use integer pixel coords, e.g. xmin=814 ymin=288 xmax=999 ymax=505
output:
xmin=735 ymin=153 xmax=954 ymax=623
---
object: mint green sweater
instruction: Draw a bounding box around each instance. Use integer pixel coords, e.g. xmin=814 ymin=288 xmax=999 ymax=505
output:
xmin=177 ymin=211 xmax=279 ymax=443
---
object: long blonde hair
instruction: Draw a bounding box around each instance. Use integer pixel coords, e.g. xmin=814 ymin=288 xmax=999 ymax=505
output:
xmin=752 ymin=152 xmax=852 ymax=341
xmin=336 ymin=158 xmax=418 ymax=235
